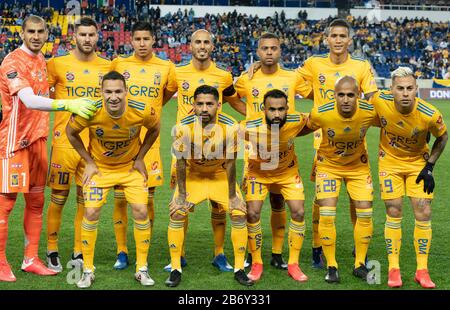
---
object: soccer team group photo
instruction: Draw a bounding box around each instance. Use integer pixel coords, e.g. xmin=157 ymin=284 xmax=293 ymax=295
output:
xmin=0 ymin=0 xmax=449 ymax=291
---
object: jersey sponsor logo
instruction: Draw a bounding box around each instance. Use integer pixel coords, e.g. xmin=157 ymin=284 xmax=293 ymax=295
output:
xmin=318 ymin=73 xmax=326 ymax=84
xmin=327 ymin=128 xmax=335 ymax=138
xmin=380 ymin=116 xmax=387 ymax=127
xmin=384 ymin=130 xmax=418 ymax=148
xmin=151 ymin=161 xmax=159 ymax=170
xmin=66 ymin=86 xmax=101 ymax=97
xmin=11 ymin=163 xmax=23 ymax=168
xmin=51 ymin=163 xmax=62 ymax=169
xmin=182 ymin=80 xmax=190 ymax=90
xmin=153 ymin=72 xmax=161 ymax=85
xmin=95 ymin=127 xmax=104 ymax=137
xmin=66 ymin=72 xmax=75 ymax=81
xmin=252 ymin=87 xmax=259 ymax=98
xmin=6 ymin=71 xmax=18 ymax=79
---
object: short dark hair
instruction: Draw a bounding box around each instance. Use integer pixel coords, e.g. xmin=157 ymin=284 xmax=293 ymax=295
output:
xmin=75 ymin=17 xmax=98 ymax=31
xmin=193 ymin=85 xmax=219 ymax=102
xmin=259 ymin=32 xmax=280 ymax=41
xmin=22 ymin=15 xmax=47 ymax=31
xmin=102 ymin=71 xmax=126 ymax=88
xmin=325 ymin=19 xmax=352 ymax=37
xmin=263 ymin=89 xmax=287 ymax=105
xmin=132 ymin=21 xmax=154 ymax=36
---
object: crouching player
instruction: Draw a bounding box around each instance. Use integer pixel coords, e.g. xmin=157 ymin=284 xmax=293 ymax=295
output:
xmin=66 ymin=71 xmax=160 ymax=288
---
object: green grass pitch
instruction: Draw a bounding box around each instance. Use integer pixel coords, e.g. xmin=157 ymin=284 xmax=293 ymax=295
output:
xmin=0 ymin=99 xmax=449 ymax=290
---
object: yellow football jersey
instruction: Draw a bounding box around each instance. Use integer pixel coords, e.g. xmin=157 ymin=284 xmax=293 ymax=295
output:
xmin=371 ymin=91 xmax=447 ymax=162
xmin=235 ymin=65 xmax=312 ymax=119
xmin=174 ymin=61 xmax=235 ymax=123
xmin=308 ymin=99 xmax=378 ymax=167
xmin=47 ymin=52 xmax=111 ymax=146
xmin=172 ymin=112 xmax=238 ymax=174
xmin=242 ymin=111 xmax=307 ymax=175
xmin=297 ymin=53 xmax=377 ymax=107
xmin=111 ymin=53 xmax=177 ymax=148
xmin=68 ymin=99 xmax=158 ymax=170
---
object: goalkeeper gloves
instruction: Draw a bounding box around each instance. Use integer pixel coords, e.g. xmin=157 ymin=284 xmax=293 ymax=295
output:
xmin=52 ymin=98 xmax=97 ymax=119
xmin=415 ymin=161 xmax=435 ymax=194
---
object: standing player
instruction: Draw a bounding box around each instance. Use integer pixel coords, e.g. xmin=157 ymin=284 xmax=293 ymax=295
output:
xmin=296 ymin=19 xmax=378 ymax=268
xmin=164 ymin=29 xmax=245 ymax=272
xmin=0 ymin=15 xmax=97 ymax=282
xmin=243 ymin=89 xmax=309 ymax=282
xmin=371 ymin=67 xmax=447 ymax=288
xmin=46 ymin=17 xmax=111 ymax=272
xmin=235 ymin=32 xmax=312 ymax=270
xmin=110 ymin=21 xmax=177 ymax=270
xmin=306 ymin=77 xmax=378 ymax=283
xmin=166 ymin=85 xmax=252 ymax=287
xmin=66 ymin=71 xmax=160 ymax=288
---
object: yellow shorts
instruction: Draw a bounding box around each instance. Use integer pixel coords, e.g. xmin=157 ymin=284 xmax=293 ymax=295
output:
xmin=245 ymin=168 xmax=305 ymax=202
xmin=379 ymin=158 xmax=433 ymax=200
xmin=315 ymin=164 xmax=373 ymax=201
xmin=47 ymin=146 xmax=81 ymax=190
xmin=83 ymin=169 xmax=148 ymax=208
xmin=144 ymin=146 xmax=163 ymax=188
xmin=173 ymin=170 xmax=243 ymax=212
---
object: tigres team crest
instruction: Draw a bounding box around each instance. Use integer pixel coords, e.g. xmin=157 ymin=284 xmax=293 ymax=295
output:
xmin=380 ymin=116 xmax=387 ymax=127
xmin=66 ymin=72 xmax=75 ymax=81
xmin=182 ymin=81 xmax=189 ymax=90
xmin=10 ymin=174 xmax=19 ymax=187
xmin=154 ymin=72 xmax=161 ymax=86
xmin=318 ymin=73 xmax=326 ymax=84
xmin=327 ymin=128 xmax=335 ymax=138
xmin=360 ymin=127 xmax=367 ymax=138
xmin=423 ymin=152 xmax=430 ymax=161
xmin=129 ymin=127 xmax=138 ymax=138
xmin=95 ymin=127 xmax=104 ymax=137
xmin=411 ymin=127 xmax=420 ymax=139
xmin=123 ymin=70 xmax=131 ymax=80
xmin=378 ymin=150 xmax=385 ymax=158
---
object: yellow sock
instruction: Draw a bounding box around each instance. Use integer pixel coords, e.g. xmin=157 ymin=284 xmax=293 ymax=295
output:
xmin=319 ymin=206 xmax=337 ymax=268
xmin=312 ymin=200 xmax=321 ymax=248
xmin=288 ymin=219 xmax=305 ymax=265
xmin=384 ymin=215 xmax=402 ymax=270
xmin=147 ymin=188 xmax=155 ymax=229
xmin=134 ymin=218 xmax=151 ymax=272
xmin=247 ymin=221 xmax=263 ymax=264
xmin=47 ymin=194 xmax=67 ymax=252
xmin=168 ymin=218 xmax=185 ymax=271
xmin=113 ymin=190 xmax=128 ymax=254
xmin=181 ymin=214 xmax=188 ymax=258
xmin=270 ymin=206 xmax=286 ymax=255
xmin=414 ymin=220 xmax=432 ymax=270
xmin=211 ymin=207 xmax=226 ymax=256
xmin=354 ymin=208 xmax=373 ymax=268
xmin=231 ymin=216 xmax=247 ymax=270
xmin=74 ymin=194 xmax=85 ymax=255
xmin=81 ymin=217 xmax=98 ymax=271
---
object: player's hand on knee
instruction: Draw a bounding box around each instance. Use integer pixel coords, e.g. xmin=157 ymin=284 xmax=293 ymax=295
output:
xmin=229 ymin=195 xmax=246 ymax=214
xmin=131 ymin=159 xmax=148 ymax=183
xmin=416 ymin=162 xmax=435 ymax=194
xmin=83 ymin=162 xmax=101 ymax=185
xmin=170 ymin=196 xmax=187 ymax=217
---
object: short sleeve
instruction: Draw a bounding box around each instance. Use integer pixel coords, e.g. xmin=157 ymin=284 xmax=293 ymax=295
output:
xmin=166 ymin=61 xmax=178 ymax=92
xmin=222 ymin=71 xmax=236 ymax=97
xmin=1 ymin=57 xmax=31 ymax=95
xmin=234 ymin=74 xmax=247 ymax=99
xmin=296 ymin=58 xmax=314 ymax=83
xmin=360 ymin=61 xmax=378 ymax=95
xmin=295 ymin=71 xmax=313 ymax=98
xmin=307 ymin=108 xmax=320 ymax=130
xmin=429 ymin=109 xmax=447 ymax=138
xmin=46 ymin=57 xmax=57 ymax=87
xmin=67 ymin=113 xmax=89 ymax=132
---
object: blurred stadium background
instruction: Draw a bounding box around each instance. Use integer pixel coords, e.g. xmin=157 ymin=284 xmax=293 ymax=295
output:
xmin=0 ymin=0 xmax=449 ymax=290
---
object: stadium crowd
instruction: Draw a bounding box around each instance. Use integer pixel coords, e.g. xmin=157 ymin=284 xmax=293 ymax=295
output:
xmin=0 ymin=1 xmax=449 ymax=79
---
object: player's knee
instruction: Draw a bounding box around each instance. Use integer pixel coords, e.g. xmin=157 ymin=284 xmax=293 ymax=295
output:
xmin=84 ymin=208 xmax=101 ymax=221
xmin=230 ymin=213 xmax=246 ymax=224
xmin=247 ymin=208 xmax=261 ymax=223
xmin=52 ymin=189 xmax=70 ymax=198
xmin=385 ymin=200 xmax=402 ymax=218
xmin=415 ymin=207 xmax=432 ymax=221
xmin=25 ymin=192 xmax=44 ymax=211
xmin=269 ymin=193 xmax=284 ymax=210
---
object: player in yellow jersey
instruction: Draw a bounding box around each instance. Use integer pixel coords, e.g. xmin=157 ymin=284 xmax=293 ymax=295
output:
xmin=110 ymin=21 xmax=178 ymax=270
xmin=235 ymin=32 xmax=312 ymax=270
xmin=66 ymin=71 xmax=160 ymax=288
xmin=370 ymin=67 xmax=448 ymax=289
xmin=297 ymin=19 xmax=378 ymax=268
xmin=45 ymin=17 xmax=111 ymax=272
xmin=306 ymin=76 xmax=379 ymax=284
xmin=163 ymin=29 xmax=246 ymax=273
xmin=165 ymin=85 xmax=252 ymax=287
xmin=243 ymin=89 xmax=309 ymax=282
